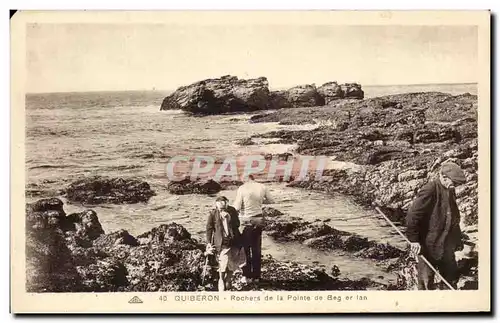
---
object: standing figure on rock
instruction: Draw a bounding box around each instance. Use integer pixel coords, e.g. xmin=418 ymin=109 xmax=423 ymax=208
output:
xmin=206 ymin=196 xmax=246 ymax=291
xmin=405 ymin=162 xmax=466 ymax=290
xmin=233 ymin=174 xmax=274 ymax=284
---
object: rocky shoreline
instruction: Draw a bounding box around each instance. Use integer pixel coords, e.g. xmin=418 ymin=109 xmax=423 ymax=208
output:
xmin=25 ymin=80 xmax=479 ymax=292
xmin=26 ymin=198 xmax=395 ymax=292
xmin=245 ymin=91 xmax=479 ymax=289
xmin=248 ymin=92 xmax=478 ymax=224
xmin=261 ymin=207 xmax=404 ymax=261
xmin=26 ymin=194 xmax=478 ymax=292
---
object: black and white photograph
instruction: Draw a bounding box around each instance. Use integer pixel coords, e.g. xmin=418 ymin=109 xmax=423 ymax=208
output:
xmin=10 ymin=10 xmax=491 ymax=313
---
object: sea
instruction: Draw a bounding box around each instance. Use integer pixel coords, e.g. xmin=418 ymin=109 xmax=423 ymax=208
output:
xmin=25 ymin=83 xmax=477 ymax=285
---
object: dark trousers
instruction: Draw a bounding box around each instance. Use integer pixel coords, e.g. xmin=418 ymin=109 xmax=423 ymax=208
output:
xmin=242 ymin=215 xmax=264 ymax=279
xmin=417 ymin=247 xmax=459 ymax=290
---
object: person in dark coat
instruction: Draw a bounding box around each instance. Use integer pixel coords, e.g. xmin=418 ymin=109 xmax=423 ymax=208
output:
xmin=406 ymin=162 xmax=466 ymax=290
xmin=206 ymin=196 xmax=246 ymax=291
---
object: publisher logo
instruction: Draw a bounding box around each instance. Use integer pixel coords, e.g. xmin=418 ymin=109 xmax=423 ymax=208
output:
xmin=128 ymin=296 xmax=143 ymax=304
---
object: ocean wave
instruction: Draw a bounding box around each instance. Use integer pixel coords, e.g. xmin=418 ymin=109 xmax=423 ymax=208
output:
xmin=28 ymin=164 xmax=78 ymax=170
xmin=159 ymin=109 xmax=184 ymax=115
xmin=100 ymin=164 xmax=145 ymax=171
xmin=126 ymin=151 xmax=170 ymax=160
xmin=151 ymin=205 xmax=167 ymax=211
xmin=26 ymin=128 xmax=74 ymax=137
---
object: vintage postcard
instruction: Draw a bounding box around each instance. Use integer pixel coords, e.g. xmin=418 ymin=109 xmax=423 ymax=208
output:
xmin=10 ymin=10 xmax=491 ymax=313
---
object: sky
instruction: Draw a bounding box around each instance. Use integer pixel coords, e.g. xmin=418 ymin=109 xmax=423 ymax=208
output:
xmin=26 ymin=24 xmax=478 ymax=93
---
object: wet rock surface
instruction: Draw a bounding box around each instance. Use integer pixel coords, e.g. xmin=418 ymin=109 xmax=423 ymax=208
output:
xmin=218 ymin=179 xmax=244 ymax=191
xmin=124 ymin=239 xmax=205 ymax=292
xmin=228 ymin=255 xmax=384 ymax=291
xmin=383 ymin=253 xmax=419 ymax=290
xmin=26 ymin=195 xmax=476 ymax=292
xmin=67 ymin=210 xmax=105 ymax=241
xmin=26 ymin=198 xmax=392 ymax=292
xmin=262 ymin=206 xmax=284 ymax=218
xmin=252 ymin=92 xmax=478 ymax=227
xmin=26 ymin=197 xmax=66 ymax=215
xmin=249 ymin=92 xmax=474 ymax=125
xmin=25 ymin=198 xmax=206 ymax=292
xmin=166 ymin=177 xmax=222 ymax=195
xmin=26 ymin=90 xmax=478 ymax=292
xmin=383 ymin=246 xmax=478 ymax=291
xmin=235 ymin=137 xmax=255 ymax=146
xmin=262 ymin=212 xmax=404 ymax=261
xmin=64 ymin=176 xmax=156 ymax=204
xmin=93 ymin=229 xmax=139 ymax=252
xmin=26 ymin=219 xmax=84 ymax=292
xmin=249 ymin=91 xmax=478 ymax=290
xmin=26 ymin=198 xmax=88 ymax=292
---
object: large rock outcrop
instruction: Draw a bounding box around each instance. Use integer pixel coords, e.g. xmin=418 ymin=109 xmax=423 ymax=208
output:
xmin=26 ymin=198 xmax=84 ymax=292
xmin=25 ymin=198 xmax=209 ymax=292
xmin=272 ymin=82 xmax=363 ymax=109
xmin=318 ymin=82 xmax=344 ymax=103
xmin=282 ymin=84 xmax=325 ymax=108
xmin=160 ymin=75 xmax=271 ymax=114
xmin=160 ymin=76 xmax=365 ymax=114
xmin=341 ymin=83 xmax=364 ymax=99
xmin=268 ymin=90 xmax=292 ymax=109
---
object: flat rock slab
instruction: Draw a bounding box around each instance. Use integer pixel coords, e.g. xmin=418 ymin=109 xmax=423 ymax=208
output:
xmin=64 ymin=176 xmax=155 ymax=204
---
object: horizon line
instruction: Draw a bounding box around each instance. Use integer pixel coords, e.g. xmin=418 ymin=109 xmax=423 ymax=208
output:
xmin=26 ymin=81 xmax=478 ymax=95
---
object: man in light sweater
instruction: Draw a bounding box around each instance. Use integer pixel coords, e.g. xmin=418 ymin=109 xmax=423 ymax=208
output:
xmin=233 ymin=174 xmax=274 ymax=284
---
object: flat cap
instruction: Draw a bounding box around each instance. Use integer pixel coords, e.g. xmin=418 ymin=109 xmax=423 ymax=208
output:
xmin=215 ymin=196 xmax=229 ymax=202
xmin=441 ymin=162 xmax=466 ymax=184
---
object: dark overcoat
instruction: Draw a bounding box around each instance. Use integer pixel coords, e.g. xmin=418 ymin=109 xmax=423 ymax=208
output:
xmin=206 ymin=206 xmax=242 ymax=252
xmin=405 ymin=178 xmax=463 ymax=261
